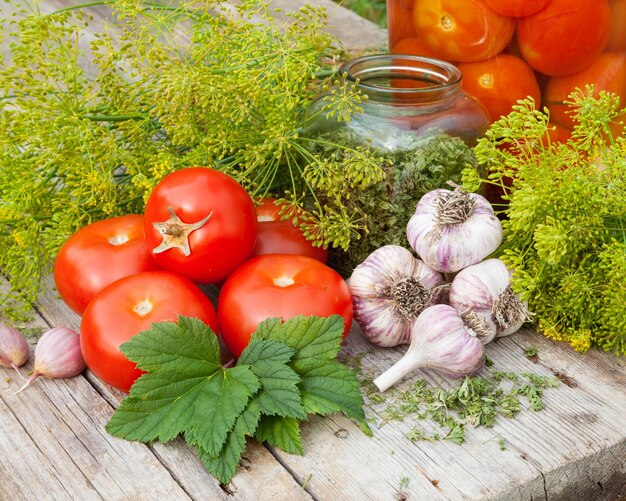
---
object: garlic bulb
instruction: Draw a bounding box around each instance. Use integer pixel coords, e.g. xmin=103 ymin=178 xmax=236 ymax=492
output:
xmin=406 ymin=187 xmax=503 ymax=273
xmin=373 ymin=304 xmax=486 ymax=392
xmin=349 ymin=245 xmax=446 ymax=347
xmin=15 ymin=327 xmax=86 ymax=394
xmin=0 ymin=323 xmax=29 ymax=372
xmin=450 ymin=258 xmax=530 ymax=340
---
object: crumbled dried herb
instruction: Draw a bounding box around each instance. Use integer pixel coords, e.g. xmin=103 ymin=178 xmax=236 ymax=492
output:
xmin=359 ymin=367 xmax=559 ymax=447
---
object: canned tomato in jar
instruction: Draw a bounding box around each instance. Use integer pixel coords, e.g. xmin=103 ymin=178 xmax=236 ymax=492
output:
xmin=388 ymin=0 xmax=626 ymax=126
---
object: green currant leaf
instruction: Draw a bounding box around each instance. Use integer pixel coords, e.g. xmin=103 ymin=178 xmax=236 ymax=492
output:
xmin=195 ymin=398 xmax=263 ymax=484
xmin=255 ymin=415 xmax=304 ymax=455
xmin=296 ymin=361 xmax=367 ymax=426
xmin=238 ymin=339 xmax=306 ymax=420
xmin=105 ymin=314 xmax=370 ymax=485
xmin=254 ymin=315 xmax=369 ymax=429
xmin=106 ymin=317 xmax=261 ymax=457
xmin=254 ymin=315 xmax=344 ymax=362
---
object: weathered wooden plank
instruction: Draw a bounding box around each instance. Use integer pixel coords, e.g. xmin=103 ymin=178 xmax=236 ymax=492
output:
xmin=265 ymin=326 xmax=626 ymax=501
xmin=268 ymin=0 xmax=387 ymax=51
xmin=35 ymin=274 xmax=312 ymax=501
xmin=0 ymin=282 xmax=196 ymax=500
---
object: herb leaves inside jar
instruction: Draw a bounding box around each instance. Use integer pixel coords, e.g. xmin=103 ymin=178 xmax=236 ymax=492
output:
xmin=308 ymin=129 xmax=479 ymax=272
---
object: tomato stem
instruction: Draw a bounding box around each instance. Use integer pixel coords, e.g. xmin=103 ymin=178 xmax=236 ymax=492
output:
xmin=151 ymin=207 xmax=213 ymax=257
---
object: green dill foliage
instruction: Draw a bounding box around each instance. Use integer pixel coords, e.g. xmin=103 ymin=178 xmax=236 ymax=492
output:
xmin=309 ymin=130 xmax=477 ymax=270
xmin=0 ymin=0 xmax=384 ymax=319
xmin=469 ymin=89 xmax=626 ymax=355
xmin=371 ymin=370 xmax=558 ymax=446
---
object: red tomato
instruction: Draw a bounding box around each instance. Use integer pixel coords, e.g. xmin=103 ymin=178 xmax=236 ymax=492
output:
xmin=517 ymin=0 xmax=612 ymax=76
xmin=391 ymin=37 xmax=440 ymax=59
xmin=218 ymin=254 xmax=353 ymax=357
xmin=543 ymin=52 xmax=626 ymax=132
xmin=80 ymin=271 xmax=218 ymax=393
xmin=458 ymin=54 xmax=541 ymax=121
xmin=388 ymin=3 xmax=417 ymax=47
xmin=254 ymin=198 xmax=328 ymax=263
xmin=53 ymin=215 xmax=160 ymax=315
xmin=413 ymin=0 xmax=515 ymax=63
xmin=144 ymin=167 xmax=257 ymax=284
xmin=607 ymin=0 xmax=626 ymax=51
xmin=484 ymin=0 xmax=549 ymax=17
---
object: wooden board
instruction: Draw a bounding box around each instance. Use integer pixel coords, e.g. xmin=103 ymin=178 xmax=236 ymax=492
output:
xmin=1 ymin=2 xmax=625 ymax=500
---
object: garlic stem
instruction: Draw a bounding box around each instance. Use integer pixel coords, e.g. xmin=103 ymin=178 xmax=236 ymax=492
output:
xmin=373 ymin=353 xmax=418 ymax=392
xmin=14 ymin=372 xmax=41 ymax=395
xmin=372 ymin=305 xmax=486 ymax=392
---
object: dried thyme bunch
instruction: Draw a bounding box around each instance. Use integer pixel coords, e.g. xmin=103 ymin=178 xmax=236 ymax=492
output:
xmin=0 ymin=0 xmax=385 ymax=319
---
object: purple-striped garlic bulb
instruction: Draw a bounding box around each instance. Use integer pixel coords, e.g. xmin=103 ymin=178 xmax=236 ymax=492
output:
xmin=407 ymin=187 xmax=503 ymax=273
xmin=348 ymin=245 xmax=447 ymax=347
xmin=15 ymin=327 xmax=85 ymax=394
xmin=0 ymin=323 xmax=29 ymax=373
xmin=450 ymin=258 xmax=530 ymax=341
xmin=373 ymin=304 xmax=487 ymax=392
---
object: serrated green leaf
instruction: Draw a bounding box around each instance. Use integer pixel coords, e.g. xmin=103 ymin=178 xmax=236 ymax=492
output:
xmin=254 ymin=315 xmax=344 ymax=362
xmin=255 ymin=415 xmax=304 ymax=455
xmin=196 ymin=398 xmax=262 ymax=484
xmin=106 ymin=318 xmax=261 ymax=456
xmin=297 ymin=361 xmax=367 ymax=425
xmin=106 ymin=314 xmax=371 ymax=486
xmin=240 ymin=338 xmax=296 ymax=366
xmin=254 ymin=315 xmax=368 ymax=428
xmin=239 ymin=339 xmax=306 ymax=419
xmin=105 ymin=374 xmax=209 ymax=443
xmin=187 ymin=366 xmax=261 ymax=456
xmin=120 ymin=316 xmax=222 ymax=374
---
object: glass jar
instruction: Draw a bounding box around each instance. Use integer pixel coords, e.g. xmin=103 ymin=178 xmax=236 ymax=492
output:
xmin=305 ymin=54 xmax=490 ymax=149
xmin=304 ymin=54 xmax=489 ymax=270
xmin=386 ymin=0 xmax=626 ymax=128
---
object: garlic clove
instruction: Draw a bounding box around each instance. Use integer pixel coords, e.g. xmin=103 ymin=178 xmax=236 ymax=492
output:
xmin=373 ymin=304 xmax=485 ymax=392
xmin=15 ymin=327 xmax=86 ymax=394
xmin=349 ymin=245 xmax=446 ymax=347
xmin=0 ymin=323 xmax=30 ymax=373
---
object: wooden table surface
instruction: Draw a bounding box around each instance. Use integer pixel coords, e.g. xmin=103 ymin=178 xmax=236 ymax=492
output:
xmin=1 ymin=2 xmax=625 ymax=500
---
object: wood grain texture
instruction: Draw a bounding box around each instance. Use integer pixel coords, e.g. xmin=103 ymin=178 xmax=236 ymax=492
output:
xmin=267 ymin=327 xmax=626 ymax=501
xmin=266 ymin=0 xmax=387 ymax=51
xmin=34 ymin=275 xmax=312 ymax=501
xmin=1 ymin=1 xmax=625 ymax=500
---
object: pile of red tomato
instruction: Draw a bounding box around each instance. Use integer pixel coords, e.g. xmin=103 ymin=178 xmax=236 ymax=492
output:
xmin=54 ymin=168 xmax=353 ymax=393
xmin=388 ymin=0 xmax=626 ymax=135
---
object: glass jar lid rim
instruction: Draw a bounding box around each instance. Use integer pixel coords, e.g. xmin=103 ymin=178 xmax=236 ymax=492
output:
xmin=339 ymin=54 xmax=462 ymax=95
